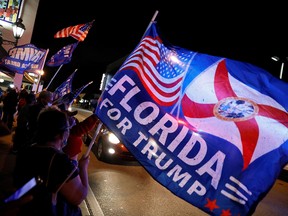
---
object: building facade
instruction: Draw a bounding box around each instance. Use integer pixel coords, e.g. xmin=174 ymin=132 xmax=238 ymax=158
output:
xmin=0 ymin=0 xmax=40 ymax=91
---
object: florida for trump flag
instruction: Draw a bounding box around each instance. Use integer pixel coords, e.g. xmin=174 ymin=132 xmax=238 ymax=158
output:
xmin=95 ymin=22 xmax=288 ymax=215
xmin=54 ymin=20 xmax=94 ymax=42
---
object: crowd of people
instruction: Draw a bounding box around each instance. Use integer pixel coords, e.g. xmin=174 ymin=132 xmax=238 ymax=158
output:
xmin=0 ymin=87 xmax=98 ymax=216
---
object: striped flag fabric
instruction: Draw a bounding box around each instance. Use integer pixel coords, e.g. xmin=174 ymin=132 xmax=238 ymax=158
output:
xmin=118 ymin=24 xmax=190 ymax=106
xmin=54 ymin=20 xmax=94 ymax=42
xmin=95 ymin=22 xmax=288 ymax=216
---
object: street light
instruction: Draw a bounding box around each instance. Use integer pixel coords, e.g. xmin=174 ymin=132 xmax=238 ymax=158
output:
xmin=12 ymin=18 xmax=26 ymax=46
xmin=0 ymin=18 xmax=26 ymax=46
xmin=271 ymin=56 xmax=288 ymax=79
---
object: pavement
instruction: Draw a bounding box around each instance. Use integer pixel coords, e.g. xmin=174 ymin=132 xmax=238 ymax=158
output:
xmin=0 ymin=128 xmax=103 ymax=216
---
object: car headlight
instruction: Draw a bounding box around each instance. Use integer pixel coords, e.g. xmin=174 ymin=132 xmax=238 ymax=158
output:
xmin=107 ymin=132 xmax=120 ymax=144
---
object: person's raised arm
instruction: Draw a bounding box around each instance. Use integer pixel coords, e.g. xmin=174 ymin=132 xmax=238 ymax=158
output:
xmin=60 ymin=154 xmax=90 ymax=205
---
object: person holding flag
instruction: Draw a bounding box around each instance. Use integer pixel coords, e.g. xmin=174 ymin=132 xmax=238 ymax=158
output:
xmin=63 ymin=112 xmax=98 ymax=161
xmin=53 ymin=81 xmax=96 ymax=160
xmin=13 ymin=107 xmax=90 ymax=216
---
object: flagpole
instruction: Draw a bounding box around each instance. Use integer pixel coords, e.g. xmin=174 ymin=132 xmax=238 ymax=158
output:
xmin=84 ymin=122 xmax=103 ymax=158
xmin=68 ymin=80 xmax=93 ymax=106
xmin=141 ymin=10 xmax=159 ymax=39
xmin=45 ymin=64 xmax=64 ymax=90
xmin=36 ymin=49 xmax=49 ymax=93
xmin=83 ymin=15 xmax=159 ymax=158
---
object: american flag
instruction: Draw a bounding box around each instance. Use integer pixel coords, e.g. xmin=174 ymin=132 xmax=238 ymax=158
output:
xmin=119 ymin=23 xmax=192 ymax=106
xmin=54 ymin=20 xmax=94 ymax=42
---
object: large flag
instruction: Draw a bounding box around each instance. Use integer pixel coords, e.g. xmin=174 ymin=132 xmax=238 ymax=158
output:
xmin=0 ymin=44 xmax=47 ymax=74
xmin=53 ymin=70 xmax=76 ymax=102
xmin=46 ymin=43 xmax=78 ymax=67
xmin=54 ymin=20 xmax=94 ymax=42
xmin=95 ymin=22 xmax=288 ymax=216
xmin=25 ymin=48 xmax=49 ymax=74
xmin=53 ymin=81 xmax=93 ymax=106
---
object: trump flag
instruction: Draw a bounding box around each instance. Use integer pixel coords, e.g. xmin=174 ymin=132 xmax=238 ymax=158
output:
xmin=46 ymin=43 xmax=78 ymax=67
xmin=95 ymin=22 xmax=288 ymax=215
xmin=0 ymin=44 xmax=47 ymax=74
xmin=53 ymin=81 xmax=93 ymax=106
xmin=53 ymin=70 xmax=76 ymax=102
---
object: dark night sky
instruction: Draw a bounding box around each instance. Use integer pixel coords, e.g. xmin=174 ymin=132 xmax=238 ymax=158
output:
xmin=31 ymin=1 xmax=288 ymax=95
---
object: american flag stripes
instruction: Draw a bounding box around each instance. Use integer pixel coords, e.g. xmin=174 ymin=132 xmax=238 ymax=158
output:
xmin=119 ymin=24 xmax=192 ymax=106
xmin=54 ymin=20 xmax=94 ymax=42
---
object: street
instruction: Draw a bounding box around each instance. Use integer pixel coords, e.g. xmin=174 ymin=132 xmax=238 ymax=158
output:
xmin=74 ymin=107 xmax=288 ymax=216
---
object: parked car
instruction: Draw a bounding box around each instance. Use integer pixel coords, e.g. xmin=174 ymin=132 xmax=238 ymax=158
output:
xmin=83 ymin=121 xmax=137 ymax=164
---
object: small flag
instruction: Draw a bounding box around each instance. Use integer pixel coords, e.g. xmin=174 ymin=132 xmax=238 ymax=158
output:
xmin=54 ymin=20 xmax=94 ymax=42
xmin=46 ymin=43 xmax=78 ymax=67
xmin=53 ymin=81 xmax=93 ymax=106
xmin=53 ymin=70 xmax=76 ymax=101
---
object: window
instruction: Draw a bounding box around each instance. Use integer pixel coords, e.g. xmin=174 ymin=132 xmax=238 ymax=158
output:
xmin=0 ymin=0 xmax=23 ymax=24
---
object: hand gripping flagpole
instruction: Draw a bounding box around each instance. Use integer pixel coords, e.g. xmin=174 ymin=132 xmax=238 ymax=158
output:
xmin=84 ymin=121 xmax=103 ymax=158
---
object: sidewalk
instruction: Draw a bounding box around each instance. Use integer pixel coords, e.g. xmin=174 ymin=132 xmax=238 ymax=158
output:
xmin=0 ymin=130 xmax=101 ymax=216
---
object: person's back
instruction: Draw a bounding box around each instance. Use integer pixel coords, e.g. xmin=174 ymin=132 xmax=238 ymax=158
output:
xmin=13 ymin=107 xmax=89 ymax=216
xmin=26 ymin=90 xmax=53 ymax=145
xmin=17 ymin=89 xmax=29 ymax=113
xmin=12 ymin=93 xmax=36 ymax=153
xmin=2 ymin=88 xmax=18 ymax=129
xmin=63 ymin=113 xmax=98 ymax=160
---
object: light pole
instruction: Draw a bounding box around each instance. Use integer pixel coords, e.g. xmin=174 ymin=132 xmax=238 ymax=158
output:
xmin=271 ymin=56 xmax=288 ymax=80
